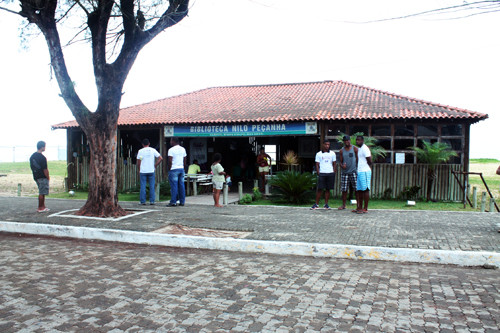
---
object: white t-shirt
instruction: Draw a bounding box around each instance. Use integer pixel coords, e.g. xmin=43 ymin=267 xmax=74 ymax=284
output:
xmin=315 ymin=150 xmax=336 ymax=174
xmin=137 ymin=147 xmax=160 ymax=174
xmin=168 ymin=145 xmax=187 ymax=170
xmin=357 ymin=144 xmax=372 ymax=172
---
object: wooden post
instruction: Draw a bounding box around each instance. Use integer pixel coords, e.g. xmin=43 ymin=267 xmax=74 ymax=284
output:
xmin=17 ymin=183 xmax=21 ymax=197
xmin=489 ymin=198 xmax=495 ymax=213
xmin=193 ymin=180 xmax=198 ymax=196
xmin=254 ymin=179 xmax=258 ymax=188
xmin=238 ymin=182 xmax=243 ymax=200
xmin=265 ymin=183 xmax=270 ymax=196
xmin=465 ymin=183 xmax=470 ymax=208
xmin=472 ymin=187 xmax=477 ymax=209
xmin=155 ymin=183 xmax=160 ymax=203
xmin=223 ymin=183 xmax=228 ymax=205
xmin=480 ymin=192 xmax=486 ymax=212
xmin=186 ymin=176 xmax=191 ymax=196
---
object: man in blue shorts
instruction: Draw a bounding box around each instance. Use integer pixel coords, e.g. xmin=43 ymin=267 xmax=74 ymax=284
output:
xmin=311 ymin=141 xmax=336 ymax=210
xmin=354 ymin=136 xmax=372 ymax=214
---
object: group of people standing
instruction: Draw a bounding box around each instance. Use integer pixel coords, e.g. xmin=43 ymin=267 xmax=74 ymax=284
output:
xmin=25 ymin=138 xmax=500 ymax=213
xmin=137 ymin=137 xmax=187 ymax=207
xmin=137 ymin=137 xmax=229 ymax=208
xmin=137 ymin=135 xmax=373 ymax=211
xmin=312 ymin=135 xmax=372 ymax=214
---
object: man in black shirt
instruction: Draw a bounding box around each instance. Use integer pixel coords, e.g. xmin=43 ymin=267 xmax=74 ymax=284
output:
xmin=29 ymin=141 xmax=50 ymax=212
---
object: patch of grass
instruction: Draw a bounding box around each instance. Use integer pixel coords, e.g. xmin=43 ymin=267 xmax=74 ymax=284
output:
xmin=468 ymin=162 xmax=499 ymax=200
xmin=470 ymin=158 xmax=499 ymax=163
xmin=248 ymin=197 xmax=477 ymax=211
xmin=0 ymin=161 xmax=67 ymax=177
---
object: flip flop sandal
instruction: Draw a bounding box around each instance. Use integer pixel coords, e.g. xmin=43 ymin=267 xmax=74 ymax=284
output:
xmin=37 ymin=208 xmax=50 ymax=213
xmin=338 ymin=206 xmax=346 ymax=210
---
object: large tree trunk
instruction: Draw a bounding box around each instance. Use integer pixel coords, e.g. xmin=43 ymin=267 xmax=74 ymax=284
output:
xmin=75 ymin=110 xmax=126 ymax=217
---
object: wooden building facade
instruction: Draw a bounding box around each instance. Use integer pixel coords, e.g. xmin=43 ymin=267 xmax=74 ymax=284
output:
xmin=53 ymin=81 xmax=487 ymax=201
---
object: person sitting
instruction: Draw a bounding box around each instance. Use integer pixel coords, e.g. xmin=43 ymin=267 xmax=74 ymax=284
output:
xmin=187 ymin=159 xmax=201 ymax=175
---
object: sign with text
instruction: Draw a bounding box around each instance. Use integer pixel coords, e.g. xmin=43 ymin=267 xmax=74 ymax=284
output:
xmin=164 ymin=122 xmax=317 ymax=137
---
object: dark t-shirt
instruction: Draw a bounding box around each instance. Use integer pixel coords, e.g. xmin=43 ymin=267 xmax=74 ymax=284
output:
xmin=341 ymin=147 xmax=357 ymax=175
xmin=30 ymin=152 xmax=47 ymax=180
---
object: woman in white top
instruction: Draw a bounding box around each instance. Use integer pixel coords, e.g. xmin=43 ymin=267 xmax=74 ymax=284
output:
xmin=211 ymin=153 xmax=226 ymax=207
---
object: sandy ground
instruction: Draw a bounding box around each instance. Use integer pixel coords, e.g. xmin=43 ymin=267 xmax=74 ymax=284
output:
xmin=0 ymin=174 xmax=65 ymax=197
xmin=469 ymin=163 xmax=500 ymax=199
xmin=153 ymin=224 xmax=252 ymax=238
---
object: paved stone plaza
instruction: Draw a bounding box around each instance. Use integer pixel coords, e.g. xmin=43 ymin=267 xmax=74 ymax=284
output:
xmin=0 ymin=197 xmax=499 ymax=332
xmin=1 ymin=233 xmax=499 ymax=332
xmin=0 ymin=197 xmax=498 ymax=252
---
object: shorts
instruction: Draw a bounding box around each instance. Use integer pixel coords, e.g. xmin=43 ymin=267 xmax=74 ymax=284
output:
xmin=213 ymin=180 xmax=224 ymax=190
xmin=36 ymin=178 xmax=49 ymax=195
xmin=340 ymin=173 xmax=357 ymax=192
xmin=356 ymin=171 xmax=371 ymax=191
xmin=259 ymin=166 xmax=270 ymax=173
xmin=317 ymin=173 xmax=335 ymax=190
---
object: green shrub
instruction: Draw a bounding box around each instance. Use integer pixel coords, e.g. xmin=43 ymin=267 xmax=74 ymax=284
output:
xmin=399 ymin=186 xmax=421 ymax=200
xmin=252 ymin=187 xmax=263 ymax=201
xmin=239 ymin=194 xmax=253 ymax=204
xmin=75 ymin=182 xmax=89 ymax=192
xmin=159 ymin=180 xmax=171 ymax=196
xmin=269 ymin=171 xmax=317 ymax=204
xmin=382 ymin=188 xmax=393 ymax=200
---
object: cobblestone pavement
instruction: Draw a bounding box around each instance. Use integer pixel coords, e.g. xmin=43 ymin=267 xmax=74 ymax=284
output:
xmin=1 ymin=233 xmax=499 ymax=333
xmin=0 ymin=197 xmax=499 ymax=252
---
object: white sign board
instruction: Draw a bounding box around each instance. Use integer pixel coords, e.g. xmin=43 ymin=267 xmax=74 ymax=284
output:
xmin=395 ymin=153 xmax=405 ymax=164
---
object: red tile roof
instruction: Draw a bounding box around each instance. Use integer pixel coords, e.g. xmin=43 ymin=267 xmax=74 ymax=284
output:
xmin=52 ymin=80 xmax=488 ymax=129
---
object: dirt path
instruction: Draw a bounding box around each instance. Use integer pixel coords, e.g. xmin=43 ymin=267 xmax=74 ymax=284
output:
xmin=469 ymin=163 xmax=499 ymax=199
xmin=0 ymin=174 xmax=65 ymax=197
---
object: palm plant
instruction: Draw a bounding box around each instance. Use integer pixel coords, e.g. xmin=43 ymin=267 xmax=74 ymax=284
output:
xmin=281 ymin=150 xmax=299 ymax=171
xmin=336 ymin=132 xmax=387 ymax=161
xmin=269 ymin=171 xmax=317 ymax=204
xmin=410 ymin=141 xmax=458 ymax=201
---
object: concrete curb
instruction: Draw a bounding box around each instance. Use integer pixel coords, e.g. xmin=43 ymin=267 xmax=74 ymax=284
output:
xmin=1 ymin=221 xmax=499 ymax=268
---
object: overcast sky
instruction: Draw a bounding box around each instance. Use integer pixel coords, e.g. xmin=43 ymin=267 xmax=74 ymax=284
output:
xmin=1 ymin=0 xmax=499 ymax=162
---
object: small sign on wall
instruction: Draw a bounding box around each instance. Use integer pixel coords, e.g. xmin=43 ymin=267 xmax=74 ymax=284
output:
xmin=395 ymin=153 xmax=405 ymax=164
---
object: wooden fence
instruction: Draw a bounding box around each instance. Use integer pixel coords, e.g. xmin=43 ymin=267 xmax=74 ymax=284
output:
xmin=71 ymin=160 xmax=464 ymax=201
xmin=72 ymin=158 xmax=163 ymax=192
xmin=366 ymin=164 xmax=464 ymax=201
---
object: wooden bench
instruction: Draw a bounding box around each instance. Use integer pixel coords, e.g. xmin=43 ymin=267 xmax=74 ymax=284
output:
xmin=185 ymin=174 xmax=213 ymax=195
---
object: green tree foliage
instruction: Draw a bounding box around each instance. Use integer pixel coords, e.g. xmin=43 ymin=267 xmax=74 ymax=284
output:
xmin=410 ymin=141 xmax=458 ymax=201
xmin=269 ymin=171 xmax=317 ymax=204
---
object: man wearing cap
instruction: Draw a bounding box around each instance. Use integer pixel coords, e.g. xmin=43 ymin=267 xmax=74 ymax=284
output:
xmin=338 ymin=135 xmax=358 ymax=210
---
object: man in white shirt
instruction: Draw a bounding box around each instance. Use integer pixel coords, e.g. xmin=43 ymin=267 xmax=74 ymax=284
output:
xmin=311 ymin=141 xmax=336 ymax=210
xmin=354 ymin=136 xmax=372 ymax=214
xmin=167 ymin=137 xmax=187 ymax=207
xmin=137 ymin=138 xmax=163 ymax=205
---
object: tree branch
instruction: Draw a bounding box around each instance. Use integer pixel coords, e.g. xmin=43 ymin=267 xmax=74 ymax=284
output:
xmin=88 ymin=0 xmax=115 ymax=82
xmin=348 ymin=0 xmax=500 ymax=23
xmin=18 ymin=0 xmax=90 ymax=128
xmin=0 ymin=5 xmax=23 ymax=15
